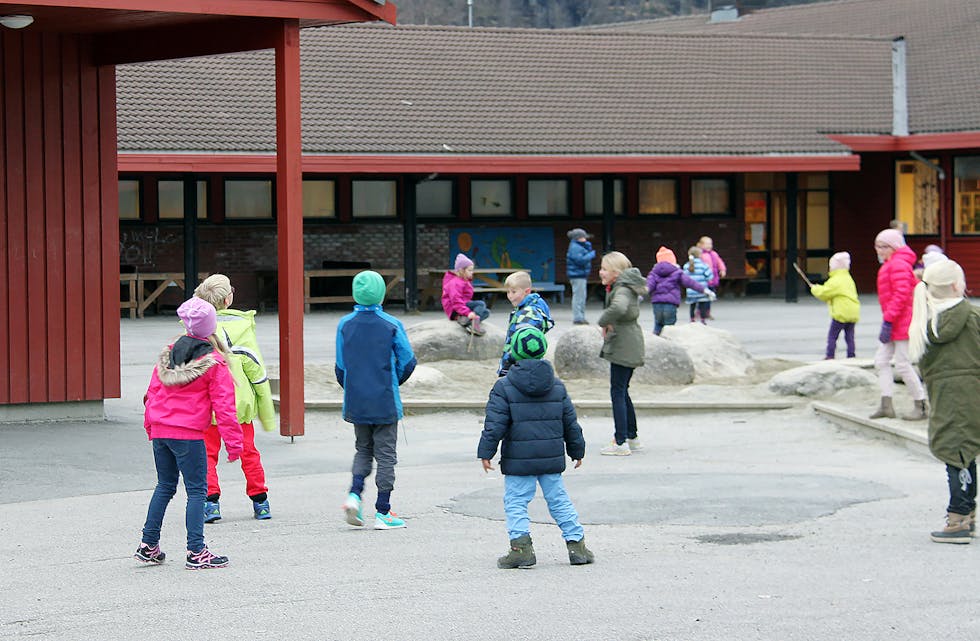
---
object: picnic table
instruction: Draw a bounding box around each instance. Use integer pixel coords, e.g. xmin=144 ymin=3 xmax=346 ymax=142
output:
xmin=120 ymin=272 xmax=208 ymax=318
xmin=304 ymin=268 xmax=404 ymax=312
xmin=420 ymin=267 xmax=532 ymax=309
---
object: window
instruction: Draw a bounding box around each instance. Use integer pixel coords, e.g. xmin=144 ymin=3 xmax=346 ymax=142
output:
xmin=471 ymin=180 xmax=512 ymax=216
xmin=692 ymin=178 xmax=731 ymax=215
xmin=804 ymin=191 xmax=830 ymax=248
xmin=303 ymin=180 xmax=336 ymax=218
xmin=584 ymin=179 xmax=624 ymax=215
xmin=158 ymin=180 xmax=208 ymax=220
xmin=225 ymin=180 xmax=273 ymax=219
xmin=894 ymin=159 xmax=939 ymax=234
xmin=416 ymin=179 xmax=454 ymax=217
xmin=954 ymin=156 xmax=980 ymax=235
xmin=352 ymin=180 xmax=397 ymax=218
xmin=528 ymin=179 xmax=569 ymax=216
xmin=119 ymin=180 xmax=141 ymax=220
xmin=638 ymin=179 xmax=677 ymax=215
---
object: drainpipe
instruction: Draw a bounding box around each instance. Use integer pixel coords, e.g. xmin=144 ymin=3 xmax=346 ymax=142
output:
xmin=891 ymin=37 xmax=908 ymax=136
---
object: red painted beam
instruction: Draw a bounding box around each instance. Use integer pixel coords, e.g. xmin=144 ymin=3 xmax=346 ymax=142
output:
xmin=828 ymin=132 xmax=980 ymax=152
xmin=274 ymin=19 xmax=305 ymax=438
xmin=118 ymin=153 xmax=861 ymax=174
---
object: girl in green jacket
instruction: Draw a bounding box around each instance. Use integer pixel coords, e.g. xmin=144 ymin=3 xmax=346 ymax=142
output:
xmin=809 ymin=252 xmax=860 ymax=359
xmin=909 ymin=259 xmax=980 ymax=544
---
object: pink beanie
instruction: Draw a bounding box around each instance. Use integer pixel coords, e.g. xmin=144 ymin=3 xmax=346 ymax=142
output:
xmin=828 ymin=251 xmax=851 ymax=271
xmin=454 ymin=253 xmax=474 ymax=270
xmin=177 ymin=297 xmax=217 ymax=338
xmin=875 ymin=228 xmax=905 ymax=249
xmin=655 ymin=246 xmax=677 ymax=265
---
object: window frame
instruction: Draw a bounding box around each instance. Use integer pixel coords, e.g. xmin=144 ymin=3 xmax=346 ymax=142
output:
xmin=691 ymin=176 xmax=734 ymax=216
xmin=302 ymin=178 xmax=338 ymax=220
xmin=526 ymin=177 xmax=571 ymax=218
xmin=470 ymin=178 xmax=514 ymax=218
xmin=637 ymin=177 xmax=679 ymax=216
xmin=223 ymin=177 xmax=275 ymax=220
xmin=953 ymin=155 xmax=980 ymax=236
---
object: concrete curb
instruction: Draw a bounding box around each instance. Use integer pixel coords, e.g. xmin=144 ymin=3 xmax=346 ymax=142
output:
xmin=812 ymin=401 xmax=930 ymax=457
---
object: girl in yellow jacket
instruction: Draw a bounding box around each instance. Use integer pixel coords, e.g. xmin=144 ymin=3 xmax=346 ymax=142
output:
xmin=810 ymin=252 xmax=860 ymax=359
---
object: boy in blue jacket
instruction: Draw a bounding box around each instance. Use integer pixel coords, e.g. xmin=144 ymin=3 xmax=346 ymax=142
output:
xmin=336 ymin=271 xmax=417 ymax=530
xmin=566 ymin=228 xmax=596 ymax=325
xmin=479 ymin=326 xmax=594 ymax=568
xmin=497 ymin=270 xmax=554 ymax=377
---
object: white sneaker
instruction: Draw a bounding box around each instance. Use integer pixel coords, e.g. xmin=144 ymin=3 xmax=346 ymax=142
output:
xmin=342 ymin=492 xmax=363 ymax=527
xmin=627 ymin=438 xmax=643 ymax=451
xmin=600 ymin=442 xmax=631 ymax=456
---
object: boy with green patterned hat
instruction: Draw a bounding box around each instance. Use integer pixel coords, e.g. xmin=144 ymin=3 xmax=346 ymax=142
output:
xmin=478 ymin=326 xmax=594 ymax=568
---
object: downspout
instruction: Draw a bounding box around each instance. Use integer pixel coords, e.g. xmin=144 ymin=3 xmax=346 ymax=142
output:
xmin=891 ymin=37 xmax=908 ymax=137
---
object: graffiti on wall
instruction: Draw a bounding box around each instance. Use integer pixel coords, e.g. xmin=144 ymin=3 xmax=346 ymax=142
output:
xmin=120 ymin=228 xmax=180 ymax=267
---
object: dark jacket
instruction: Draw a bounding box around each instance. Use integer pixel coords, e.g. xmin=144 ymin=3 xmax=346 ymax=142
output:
xmin=646 ymin=261 xmax=706 ymax=306
xmin=335 ymin=304 xmax=417 ymax=424
xmin=478 ymin=359 xmax=586 ymax=476
xmin=566 ymin=240 xmax=596 ymax=279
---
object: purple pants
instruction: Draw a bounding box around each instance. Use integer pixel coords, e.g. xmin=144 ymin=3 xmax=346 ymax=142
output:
xmin=826 ymin=320 xmax=856 ymax=358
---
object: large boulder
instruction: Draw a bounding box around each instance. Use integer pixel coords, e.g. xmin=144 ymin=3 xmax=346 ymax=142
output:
xmin=406 ymin=319 xmax=505 ymax=362
xmin=400 ymin=364 xmax=448 ymax=390
xmin=553 ymin=325 xmax=695 ymax=385
xmin=768 ymin=361 xmax=877 ymax=397
xmin=660 ymin=323 xmax=754 ymax=381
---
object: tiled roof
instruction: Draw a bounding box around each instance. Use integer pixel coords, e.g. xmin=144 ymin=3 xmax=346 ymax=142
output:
xmin=116 ymin=23 xmax=895 ymax=156
xmin=583 ymin=0 xmax=980 ymax=134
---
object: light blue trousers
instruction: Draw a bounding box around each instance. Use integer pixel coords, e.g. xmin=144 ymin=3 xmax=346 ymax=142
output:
xmin=570 ymin=278 xmax=587 ymax=322
xmin=503 ymin=473 xmax=584 ymax=542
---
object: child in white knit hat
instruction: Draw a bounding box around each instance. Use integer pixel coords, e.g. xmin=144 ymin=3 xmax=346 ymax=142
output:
xmin=809 ymin=251 xmax=860 ymax=359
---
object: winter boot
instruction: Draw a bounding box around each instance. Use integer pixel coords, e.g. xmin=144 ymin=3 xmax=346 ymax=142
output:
xmin=970 ymin=509 xmax=976 ymax=538
xmin=497 ymin=534 xmax=536 ymax=569
xmin=566 ymin=538 xmax=595 ymax=565
xmin=869 ymin=397 xmax=896 ymax=419
xmin=930 ymin=511 xmax=972 ymax=544
xmin=901 ymin=399 xmax=928 ymax=421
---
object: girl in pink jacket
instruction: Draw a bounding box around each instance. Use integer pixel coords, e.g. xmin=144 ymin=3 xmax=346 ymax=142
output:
xmin=870 ymin=229 xmax=927 ymax=420
xmin=441 ymin=253 xmax=490 ymax=336
xmin=135 ymin=297 xmax=243 ymax=570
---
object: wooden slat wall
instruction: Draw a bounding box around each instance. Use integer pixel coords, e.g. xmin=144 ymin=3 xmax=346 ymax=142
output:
xmin=0 ymin=31 xmax=120 ymax=405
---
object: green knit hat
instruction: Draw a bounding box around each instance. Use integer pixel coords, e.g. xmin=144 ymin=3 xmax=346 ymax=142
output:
xmin=352 ymin=270 xmax=386 ymax=306
xmin=509 ymin=326 xmax=548 ymax=361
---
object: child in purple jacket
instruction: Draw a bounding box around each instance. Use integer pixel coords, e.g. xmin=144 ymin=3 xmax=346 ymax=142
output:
xmin=646 ymin=246 xmax=715 ymax=335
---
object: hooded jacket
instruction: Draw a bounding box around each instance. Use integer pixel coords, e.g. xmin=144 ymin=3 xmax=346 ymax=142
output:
xmin=335 ymin=304 xmax=417 ymax=424
xmin=597 ymin=267 xmax=647 ymax=368
xmin=646 ymin=261 xmax=707 ymax=306
xmin=143 ymin=338 xmax=243 ymax=458
xmin=876 ymin=244 xmax=918 ymax=339
xmin=700 ymin=249 xmax=727 ymax=288
xmin=498 ymin=292 xmax=555 ymax=376
xmin=441 ymin=271 xmax=474 ymax=319
xmin=918 ymin=300 xmax=980 ymax=468
xmin=683 ymin=257 xmax=714 ymax=303
xmin=478 ymin=359 xmax=585 ymax=476
xmin=809 ymin=269 xmax=860 ymax=323
xmin=216 ymin=308 xmax=276 ymax=430
xmin=566 ymin=239 xmax=596 ymax=279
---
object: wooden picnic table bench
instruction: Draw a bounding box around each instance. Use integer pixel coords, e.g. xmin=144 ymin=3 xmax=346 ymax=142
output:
xmin=304 ymin=268 xmax=404 ymax=312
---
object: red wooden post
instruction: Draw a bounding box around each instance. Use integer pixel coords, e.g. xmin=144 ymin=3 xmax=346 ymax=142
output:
xmin=275 ymin=19 xmax=305 ymax=438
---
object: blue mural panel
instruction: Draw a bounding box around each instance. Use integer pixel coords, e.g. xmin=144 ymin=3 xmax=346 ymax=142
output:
xmin=449 ymin=227 xmax=556 ymax=282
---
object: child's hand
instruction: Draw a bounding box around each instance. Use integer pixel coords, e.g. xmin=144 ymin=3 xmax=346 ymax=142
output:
xmin=573 ymin=459 xmax=582 ymax=469
xmin=227 ymin=451 xmax=242 ymax=463
xmin=481 ymin=459 xmax=494 ymax=472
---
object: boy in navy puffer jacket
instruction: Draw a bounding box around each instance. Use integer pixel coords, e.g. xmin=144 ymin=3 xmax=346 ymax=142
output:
xmin=479 ymin=326 xmax=594 ymax=569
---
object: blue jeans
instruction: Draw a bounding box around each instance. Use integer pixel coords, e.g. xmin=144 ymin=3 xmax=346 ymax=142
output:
xmin=610 ymin=363 xmax=637 ymax=445
xmin=466 ymin=300 xmax=490 ymax=321
xmin=504 ymin=473 xmax=584 ymax=542
xmin=570 ymin=278 xmax=587 ymax=322
xmin=652 ymin=302 xmax=677 ymax=335
xmin=141 ymin=438 xmax=207 ymax=552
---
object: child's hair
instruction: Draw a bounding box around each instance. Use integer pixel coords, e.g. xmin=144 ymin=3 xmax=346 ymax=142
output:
xmin=504 ymin=271 xmax=532 ymax=290
xmin=687 ymin=246 xmax=702 ymax=272
xmin=601 ymin=251 xmax=631 ymax=275
xmin=194 ymin=274 xmax=233 ymax=311
xmin=909 ymin=260 xmax=967 ymax=362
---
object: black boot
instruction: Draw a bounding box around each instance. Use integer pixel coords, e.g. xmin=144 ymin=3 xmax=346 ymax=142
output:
xmin=497 ymin=534 xmax=536 ymax=569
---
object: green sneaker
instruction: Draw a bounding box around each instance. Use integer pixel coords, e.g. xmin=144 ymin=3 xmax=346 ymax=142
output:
xmin=343 ymin=493 xmax=363 ymax=527
xmin=374 ymin=511 xmax=406 ymax=530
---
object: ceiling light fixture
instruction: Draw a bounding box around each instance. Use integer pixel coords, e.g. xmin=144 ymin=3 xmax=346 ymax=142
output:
xmin=0 ymin=15 xmax=34 ymax=29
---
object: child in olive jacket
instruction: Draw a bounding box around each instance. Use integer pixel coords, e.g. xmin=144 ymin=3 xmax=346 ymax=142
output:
xmin=809 ymin=252 xmax=860 ymax=359
xmin=479 ymin=326 xmax=593 ymax=569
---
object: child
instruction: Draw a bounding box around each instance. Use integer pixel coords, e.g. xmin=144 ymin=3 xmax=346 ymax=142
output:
xmin=194 ymin=274 xmax=276 ymax=522
xmin=808 ymin=252 xmax=860 ymax=359
xmin=136 ymin=298 xmax=243 ymax=570
xmin=697 ymin=236 xmax=726 ymax=319
xmin=478 ymin=326 xmax=594 ymax=568
xmin=566 ymin=228 xmax=596 ymax=325
xmin=497 ymin=270 xmax=555 ymax=376
xmin=684 ymin=246 xmax=714 ymax=324
xmin=337 ymin=270 xmax=417 ymax=530
xmin=441 ymin=253 xmax=490 ymax=336
xmin=646 ymin=246 xmax=714 ymax=335
xmin=908 ymin=260 xmax=980 ymax=543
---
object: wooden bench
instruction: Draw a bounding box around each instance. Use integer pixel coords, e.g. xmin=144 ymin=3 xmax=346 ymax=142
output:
xmin=304 ymin=268 xmax=404 ymax=312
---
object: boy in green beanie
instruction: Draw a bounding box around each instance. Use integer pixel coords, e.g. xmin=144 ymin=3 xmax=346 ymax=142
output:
xmin=478 ymin=326 xmax=594 ymax=568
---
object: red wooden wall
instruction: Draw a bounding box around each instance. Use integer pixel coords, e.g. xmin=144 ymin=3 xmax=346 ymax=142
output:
xmin=1 ymin=31 xmax=120 ymax=405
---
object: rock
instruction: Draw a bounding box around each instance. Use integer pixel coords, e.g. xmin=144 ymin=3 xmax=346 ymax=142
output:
xmin=406 ymin=319 xmax=505 ymax=362
xmin=553 ymin=326 xmax=694 ymax=385
xmin=767 ymin=361 xmax=877 ymax=397
xmin=401 ymin=364 xmax=447 ymax=390
xmin=660 ymin=323 xmax=754 ymax=381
